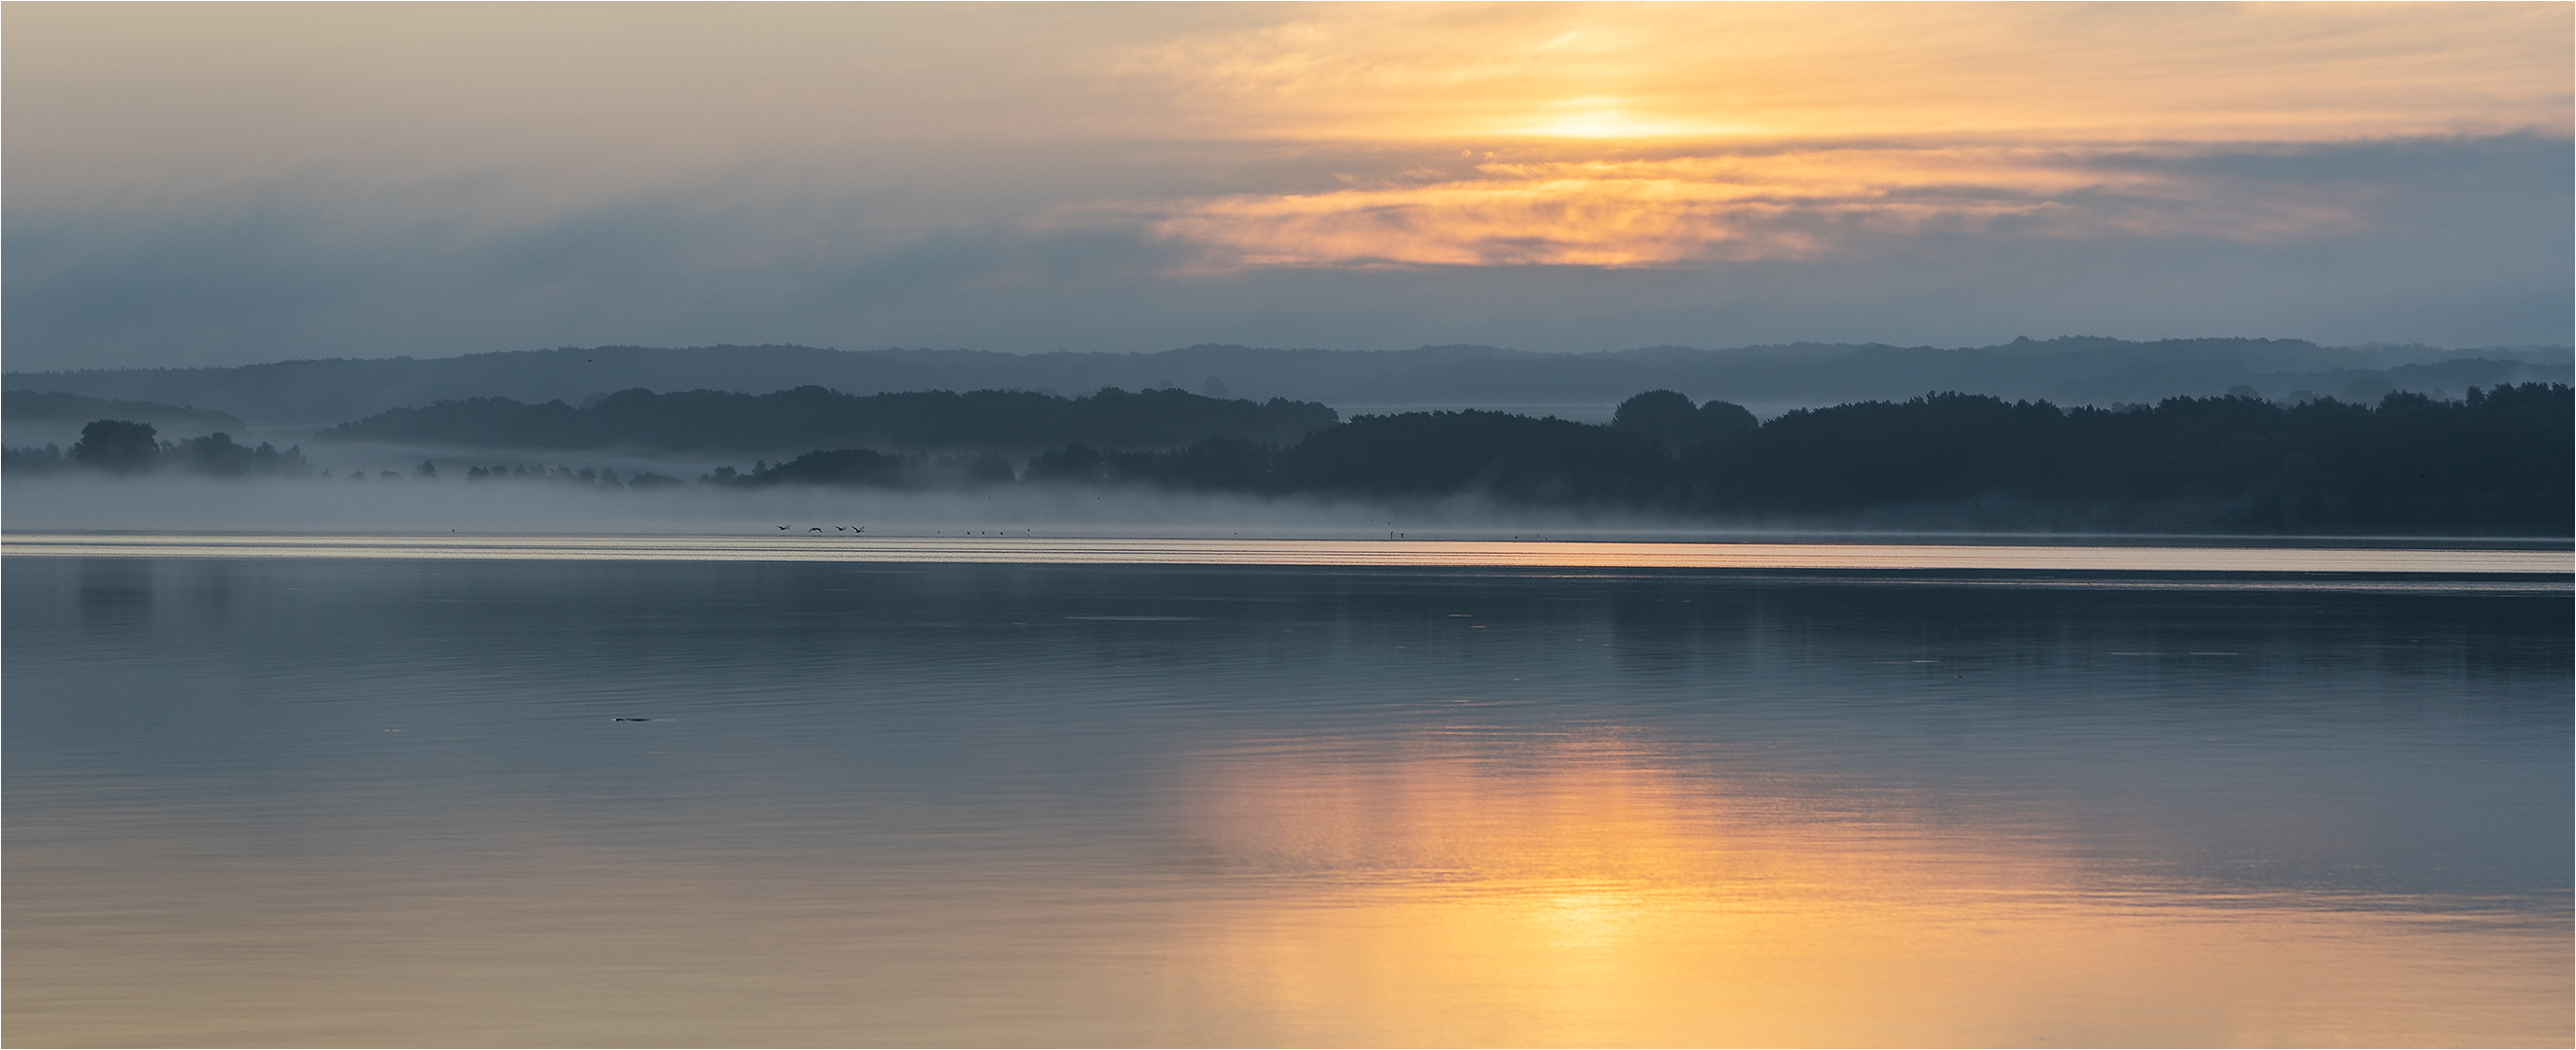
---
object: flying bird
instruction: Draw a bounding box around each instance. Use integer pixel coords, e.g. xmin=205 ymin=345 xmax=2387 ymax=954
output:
xmin=778 ymin=525 xmax=788 ymax=530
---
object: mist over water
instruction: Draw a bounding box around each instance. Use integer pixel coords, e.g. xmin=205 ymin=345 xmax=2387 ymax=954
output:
xmin=7 ymin=5 xmax=2571 ymax=1042
xmin=1 ymin=474 xmax=1467 ymax=538
xmin=14 ymin=475 xmax=2575 ymax=549
xmin=8 ymin=385 xmax=2569 ymax=1046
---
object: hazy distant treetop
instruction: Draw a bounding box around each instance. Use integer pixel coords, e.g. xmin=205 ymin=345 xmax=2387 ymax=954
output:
xmin=1614 ymin=390 xmax=1758 ymax=448
xmin=1075 ymin=383 xmax=2572 ymax=534
xmin=1612 ymin=390 xmax=1698 ymax=442
xmin=321 ymin=385 xmax=1340 ymax=453
xmin=8 ymin=337 xmax=2567 ymax=427
xmin=69 ymin=419 xmax=158 ymax=472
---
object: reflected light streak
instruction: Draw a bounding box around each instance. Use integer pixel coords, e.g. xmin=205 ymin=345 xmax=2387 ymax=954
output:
xmin=5 ymin=534 xmax=2567 ymax=577
xmin=6 ymin=577 xmax=2567 ymax=1045
xmin=1158 ymin=731 xmax=2572 ymax=1046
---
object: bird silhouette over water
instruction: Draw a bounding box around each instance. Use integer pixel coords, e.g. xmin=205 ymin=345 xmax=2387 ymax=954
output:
xmin=811 ymin=527 xmax=823 ymax=532
xmin=778 ymin=525 xmax=788 ymax=531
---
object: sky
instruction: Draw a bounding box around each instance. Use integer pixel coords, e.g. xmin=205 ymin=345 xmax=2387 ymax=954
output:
xmin=5 ymin=2 xmax=2569 ymax=371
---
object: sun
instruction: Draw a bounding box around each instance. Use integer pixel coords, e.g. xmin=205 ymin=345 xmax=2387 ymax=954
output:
xmin=1505 ymin=98 xmax=1740 ymax=141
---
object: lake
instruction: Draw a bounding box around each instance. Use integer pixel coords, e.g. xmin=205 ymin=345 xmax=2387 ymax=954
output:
xmin=6 ymin=541 xmax=2569 ymax=1046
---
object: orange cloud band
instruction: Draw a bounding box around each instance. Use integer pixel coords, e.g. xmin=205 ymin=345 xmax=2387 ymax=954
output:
xmin=1151 ymin=148 xmax=2362 ymax=269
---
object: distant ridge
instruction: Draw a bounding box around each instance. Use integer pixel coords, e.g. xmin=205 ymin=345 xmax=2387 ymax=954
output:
xmin=1 ymin=390 xmax=244 ymax=434
xmin=8 ymin=338 xmax=2568 ymax=426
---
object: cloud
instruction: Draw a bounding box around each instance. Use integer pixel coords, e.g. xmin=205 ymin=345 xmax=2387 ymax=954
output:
xmin=2 ymin=6 xmax=2566 ymax=368
xmin=5 ymin=136 xmax=2564 ymax=371
xmin=1142 ymin=146 xmax=2373 ymax=269
xmin=1107 ymin=3 xmax=2571 ymax=144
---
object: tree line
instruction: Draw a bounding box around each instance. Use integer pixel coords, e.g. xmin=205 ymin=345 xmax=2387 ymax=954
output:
xmin=320 ymin=385 xmax=1340 ymax=453
xmin=14 ymin=385 xmax=2568 ymax=534
xmin=5 ymin=420 xmax=311 ymax=477
xmin=721 ymin=385 xmax=2566 ymax=534
xmin=2 ymin=423 xmax=679 ymax=487
xmin=14 ymin=337 xmax=2566 ymax=427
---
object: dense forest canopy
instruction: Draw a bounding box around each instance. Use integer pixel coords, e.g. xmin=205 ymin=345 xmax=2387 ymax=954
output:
xmin=949 ymin=385 xmax=2573 ymax=534
xmin=13 ymin=385 xmax=2567 ymax=536
xmin=1611 ymin=390 xmax=1759 ymax=447
xmin=10 ymin=338 xmax=2566 ymax=426
xmin=1677 ymin=385 xmax=2570 ymax=530
xmin=320 ymin=386 xmax=1340 ymax=453
xmin=3 ymin=419 xmax=310 ymax=477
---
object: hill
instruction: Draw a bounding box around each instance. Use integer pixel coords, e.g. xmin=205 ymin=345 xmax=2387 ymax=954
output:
xmin=10 ymin=338 xmax=2567 ymax=426
xmin=2 ymin=390 xmax=244 ymax=433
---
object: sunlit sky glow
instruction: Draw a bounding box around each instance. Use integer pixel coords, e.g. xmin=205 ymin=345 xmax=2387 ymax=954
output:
xmin=3 ymin=2 xmax=2567 ymax=368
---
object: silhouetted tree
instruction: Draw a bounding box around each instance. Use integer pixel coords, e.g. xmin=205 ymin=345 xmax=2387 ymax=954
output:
xmin=738 ymin=448 xmax=910 ymax=487
xmin=70 ymin=420 xmax=159 ymax=472
xmin=2 ymin=443 xmax=67 ymax=474
xmin=167 ymin=433 xmax=310 ymax=477
xmin=1696 ymin=399 xmax=1758 ymax=438
xmin=1613 ymin=391 xmax=1758 ymax=450
xmin=1281 ymin=410 xmax=1671 ymax=503
xmin=1025 ymin=443 xmax=1106 ymax=483
xmin=1612 ymin=390 xmax=1700 ymax=447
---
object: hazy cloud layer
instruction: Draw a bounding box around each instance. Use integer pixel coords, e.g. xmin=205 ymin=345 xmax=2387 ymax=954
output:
xmin=5 ymin=5 xmax=2567 ymax=369
xmin=1105 ymin=4 xmax=2571 ymax=143
xmin=0 ymin=474 xmax=1670 ymax=540
xmin=1148 ymin=145 xmax=2386 ymax=268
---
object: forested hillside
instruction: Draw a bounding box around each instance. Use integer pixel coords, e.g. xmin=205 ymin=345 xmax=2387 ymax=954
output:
xmin=12 ymin=338 xmax=2566 ymax=425
xmin=975 ymin=384 xmax=2572 ymax=533
xmin=17 ymin=383 xmax=2566 ymax=535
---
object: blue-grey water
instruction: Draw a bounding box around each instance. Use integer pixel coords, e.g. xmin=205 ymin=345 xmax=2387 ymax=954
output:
xmin=6 ymin=550 xmax=2569 ymax=1046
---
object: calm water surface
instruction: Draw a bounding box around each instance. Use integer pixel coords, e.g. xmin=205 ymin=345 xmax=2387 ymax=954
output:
xmin=6 ymin=547 xmax=2568 ymax=1046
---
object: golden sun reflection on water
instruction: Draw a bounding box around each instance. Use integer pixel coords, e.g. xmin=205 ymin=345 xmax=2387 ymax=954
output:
xmin=6 ymin=534 xmax=2568 ymax=578
xmin=1154 ymin=734 xmax=2571 ymax=1047
xmin=9 ymin=733 xmax=2567 ymax=1046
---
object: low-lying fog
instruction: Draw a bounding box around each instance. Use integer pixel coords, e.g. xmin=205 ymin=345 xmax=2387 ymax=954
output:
xmin=17 ymin=474 xmax=2566 ymax=549
xmin=1 ymin=473 xmax=1723 ymax=541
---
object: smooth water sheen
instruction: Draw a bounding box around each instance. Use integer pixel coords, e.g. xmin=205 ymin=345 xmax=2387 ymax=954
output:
xmin=5 ymin=544 xmax=2568 ymax=1046
xmin=9 ymin=533 xmax=2572 ymax=575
